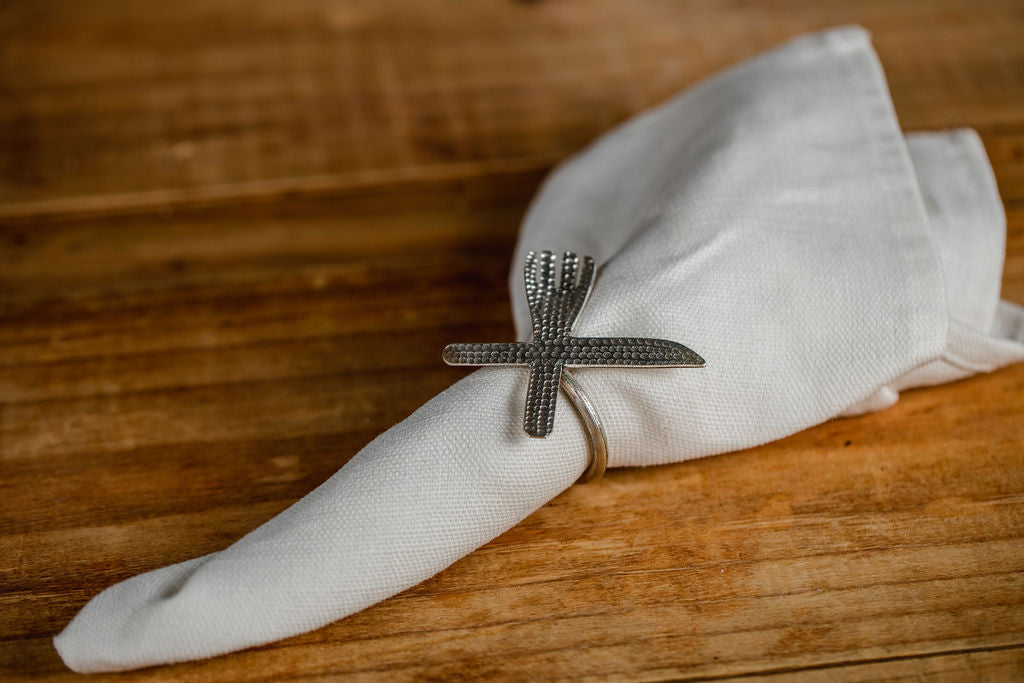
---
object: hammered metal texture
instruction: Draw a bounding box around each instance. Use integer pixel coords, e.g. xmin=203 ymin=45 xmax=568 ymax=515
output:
xmin=443 ymin=251 xmax=705 ymax=437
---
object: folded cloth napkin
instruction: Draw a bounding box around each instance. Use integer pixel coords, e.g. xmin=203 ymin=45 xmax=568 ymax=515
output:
xmin=55 ymin=26 xmax=1024 ymax=672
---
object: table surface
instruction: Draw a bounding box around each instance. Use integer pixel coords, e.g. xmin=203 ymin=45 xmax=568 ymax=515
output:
xmin=2 ymin=1 xmax=1023 ymax=680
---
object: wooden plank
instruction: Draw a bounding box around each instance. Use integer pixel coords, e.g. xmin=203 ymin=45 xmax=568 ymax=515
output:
xmin=741 ymin=647 xmax=1024 ymax=682
xmin=1 ymin=365 xmax=1023 ymax=680
xmin=2 ymin=0 xmax=1024 ymax=216
xmin=1 ymin=173 xmax=1023 ymax=679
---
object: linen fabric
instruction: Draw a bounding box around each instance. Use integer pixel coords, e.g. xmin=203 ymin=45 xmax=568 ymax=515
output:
xmin=55 ymin=26 xmax=1024 ymax=672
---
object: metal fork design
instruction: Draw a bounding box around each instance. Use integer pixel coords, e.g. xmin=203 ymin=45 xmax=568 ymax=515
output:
xmin=443 ymin=250 xmax=704 ymax=437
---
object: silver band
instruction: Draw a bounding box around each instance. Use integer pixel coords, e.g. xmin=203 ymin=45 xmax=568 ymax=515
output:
xmin=559 ymin=369 xmax=608 ymax=484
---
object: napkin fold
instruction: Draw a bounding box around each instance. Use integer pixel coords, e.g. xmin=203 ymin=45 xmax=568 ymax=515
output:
xmin=55 ymin=26 xmax=1024 ymax=672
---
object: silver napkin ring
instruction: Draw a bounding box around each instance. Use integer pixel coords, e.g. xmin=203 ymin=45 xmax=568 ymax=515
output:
xmin=558 ymin=369 xmax=608 ymax=483
xmin=443 ymin=251 xmax=704 ymax=483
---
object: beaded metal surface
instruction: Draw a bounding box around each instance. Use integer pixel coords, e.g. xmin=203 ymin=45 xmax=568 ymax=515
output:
xmin=443 ymin=250 xmax=705 ymax=438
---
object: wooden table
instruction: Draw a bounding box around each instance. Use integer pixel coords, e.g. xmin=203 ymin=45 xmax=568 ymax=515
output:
xmin=2 ymin=1 xmax=1023 ymax=680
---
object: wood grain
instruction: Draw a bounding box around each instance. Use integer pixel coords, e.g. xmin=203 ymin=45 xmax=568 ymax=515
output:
xmin=1 ymin=1 xmax=1023 ymax=680
xmin=2 ymin=0 xmax=1024 ymax=217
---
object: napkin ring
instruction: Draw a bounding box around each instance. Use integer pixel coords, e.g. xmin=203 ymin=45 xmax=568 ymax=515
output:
xmin=444 ymin=251 xmax=704 ymax=483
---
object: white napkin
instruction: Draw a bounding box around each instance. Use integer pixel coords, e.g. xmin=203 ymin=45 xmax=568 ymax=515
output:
xmin=55 ymin=26 xmax=1024 ymax=672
